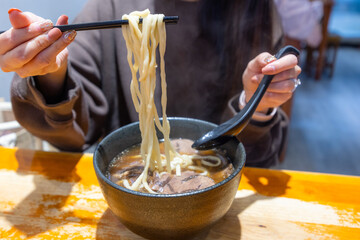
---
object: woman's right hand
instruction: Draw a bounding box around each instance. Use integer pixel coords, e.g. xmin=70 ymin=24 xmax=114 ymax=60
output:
xmin=0 ymin=9 xmax=76 ymax=101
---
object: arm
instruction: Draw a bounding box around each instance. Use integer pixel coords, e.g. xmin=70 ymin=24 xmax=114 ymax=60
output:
xmin=9 ymin=0 xmax=110 ymax=151
xmin=227 ymin=51 xmax=301 ymax=167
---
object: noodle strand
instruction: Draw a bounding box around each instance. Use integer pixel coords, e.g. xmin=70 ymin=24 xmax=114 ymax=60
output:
xmin=121 ymin=10 xmax=221 ymax=192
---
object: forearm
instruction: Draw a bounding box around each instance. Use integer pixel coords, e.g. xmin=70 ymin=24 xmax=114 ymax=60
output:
xmin=11 ymin=73 xmax=88 ymax=151
xmin=9 ymin=0 xmax=114 ymax=152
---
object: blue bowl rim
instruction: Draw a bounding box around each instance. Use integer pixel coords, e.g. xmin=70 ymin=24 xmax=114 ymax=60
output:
xmin=93 ymin=117 xmax=246 ymax=198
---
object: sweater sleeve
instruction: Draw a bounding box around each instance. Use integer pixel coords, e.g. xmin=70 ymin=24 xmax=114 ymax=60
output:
xmin=10 ymin=0 xmax=110 ymax=152
xmin=226 ymin=94 xmax=289 ymax=167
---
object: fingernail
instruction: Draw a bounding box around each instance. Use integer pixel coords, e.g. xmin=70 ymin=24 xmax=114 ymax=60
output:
xmin=264 ymin=55 xmax=277 ymax=64
xmin=39 ymin=19 xmax=54 ymax=31
xmin=63 ymin=30 xmax=76 ymax=43
xmin=263 ymin=65 xmax=276 ymax=73
xmin=8 ymin=8 xmax=22 ymax=14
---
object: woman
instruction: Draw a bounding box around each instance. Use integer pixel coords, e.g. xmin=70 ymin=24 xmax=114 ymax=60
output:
xmin=0 ymin=0 xmax=301 ymax=167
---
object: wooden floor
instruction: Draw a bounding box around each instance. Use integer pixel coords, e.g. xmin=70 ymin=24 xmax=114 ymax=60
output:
xmin=275 ymin=46 xmax=360 ymax=176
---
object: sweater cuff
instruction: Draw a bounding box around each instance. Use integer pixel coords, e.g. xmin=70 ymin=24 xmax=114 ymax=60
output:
xmin=26 ymin=74 xmax=80 ymax=123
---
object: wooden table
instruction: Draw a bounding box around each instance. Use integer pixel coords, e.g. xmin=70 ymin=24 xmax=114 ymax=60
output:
xmin=0 ymin=147 xmax=359 ymax=239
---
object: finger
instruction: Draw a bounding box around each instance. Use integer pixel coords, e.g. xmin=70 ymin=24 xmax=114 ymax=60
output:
xmin=9 ymin=9 xmax=44 ymax=28
xmin=22 ymin=11 xmax=44 ymax=23
xmin=264 ymin=91 xmax=293 ymax=106
xmin=242 ymin=52 xmax=274 ymax=86
xmin=0 ymin=28 xmax=62 ymax=71
xmin=246 ymin=52 xmax=272 ymax=73
xmin=266 ymin=79 xmax=297 ymax=93
xmin=246 ymin=89 xmax=293 ymax=112
xmin=56 ymin=15 xmax=69 ymax=26
xmin=0 ymin=19 xmax=54 ymax=55
xmin=8 ymin=8 xmax=31 ymax=29
xmin=262 ymin=54 xmax=298 ymax=75
xmin=257 ymin=91 xmax=293 ymax=111
xmin=245 ymin=77 xmax=294 ymax=100
xmin=17 ymin=31 xmax=75 ymax=76
xmin=18 ymin=48 xmax=68 ymax=77
xmin=272 ymin=65 xmax=302 ymax=82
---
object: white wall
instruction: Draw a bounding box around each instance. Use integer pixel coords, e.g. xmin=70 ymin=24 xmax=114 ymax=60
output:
xmin=0 ymin=0 xmax=88 ymax=101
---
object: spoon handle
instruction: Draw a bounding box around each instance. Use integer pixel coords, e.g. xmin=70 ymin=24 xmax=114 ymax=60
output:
xmin=223 ymin=45 xmax=300 ymax=136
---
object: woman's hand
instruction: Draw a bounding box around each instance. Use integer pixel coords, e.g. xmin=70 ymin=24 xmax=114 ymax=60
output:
xmin=242 ymin=52 xmax=301 ymax=113
xmin=0 ymin=9 xmax=76 ymax=102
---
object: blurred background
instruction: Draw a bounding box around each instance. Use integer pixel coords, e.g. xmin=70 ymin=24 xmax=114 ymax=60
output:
xmin=0 ymin=0 xmax=359 ymax=175
xmin=275 ymin=0 xmax=360 ymax=175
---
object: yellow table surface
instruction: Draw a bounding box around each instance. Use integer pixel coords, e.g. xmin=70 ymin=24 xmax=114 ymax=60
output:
xmin=0 ymin=147 xmax=359 ymax=239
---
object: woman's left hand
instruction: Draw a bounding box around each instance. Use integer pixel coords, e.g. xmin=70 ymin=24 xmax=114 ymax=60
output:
xmin=242 ymin=52 xmax=301 ymax=113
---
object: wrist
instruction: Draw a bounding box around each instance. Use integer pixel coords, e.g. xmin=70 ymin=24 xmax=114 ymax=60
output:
xmin=35 ymin=64 xmax=67 ymax=104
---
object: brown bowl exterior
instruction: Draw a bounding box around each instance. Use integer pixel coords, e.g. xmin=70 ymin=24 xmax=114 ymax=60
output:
xmin=93 ymin=117 xmax=246 ymax=240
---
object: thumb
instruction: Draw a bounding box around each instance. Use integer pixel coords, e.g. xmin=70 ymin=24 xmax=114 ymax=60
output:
xmin=8 ymin=8 xmax=32 ymax=29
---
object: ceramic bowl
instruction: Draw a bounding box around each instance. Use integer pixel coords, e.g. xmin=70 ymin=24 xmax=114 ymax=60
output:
xmin=93 ymin=117 xmax=246 ymax=240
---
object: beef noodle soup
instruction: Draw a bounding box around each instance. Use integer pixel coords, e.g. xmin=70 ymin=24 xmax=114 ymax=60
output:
xmin=116 ymin=10 xmax=234 ymax=194
xmin=107 ymin=139 xmax=234 ymax=194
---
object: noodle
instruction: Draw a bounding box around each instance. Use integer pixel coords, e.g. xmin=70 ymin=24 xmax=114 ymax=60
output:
xmin=121 ymin=10 xmax=221 ymax=192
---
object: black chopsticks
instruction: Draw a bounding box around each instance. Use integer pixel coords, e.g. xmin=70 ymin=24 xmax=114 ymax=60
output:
xmin=0 ymin=16 xmax=178 ymax=34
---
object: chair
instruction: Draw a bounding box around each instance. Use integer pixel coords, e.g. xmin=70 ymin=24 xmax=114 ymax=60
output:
xmin=0 ymin=100 xmax=57 ymax=151
xmin=323 ymin=33 xmax=341 ymax=78
xmin=305 ymin=0 xmax=337 ymax=80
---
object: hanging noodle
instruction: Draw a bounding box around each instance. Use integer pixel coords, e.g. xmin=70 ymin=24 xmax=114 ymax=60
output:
xmin=121 ymin=10 xmax=221 ymax=193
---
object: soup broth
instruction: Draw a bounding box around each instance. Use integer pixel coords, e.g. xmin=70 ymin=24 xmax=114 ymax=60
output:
xmin=108 ymin=139 xmax=234 ymax=194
